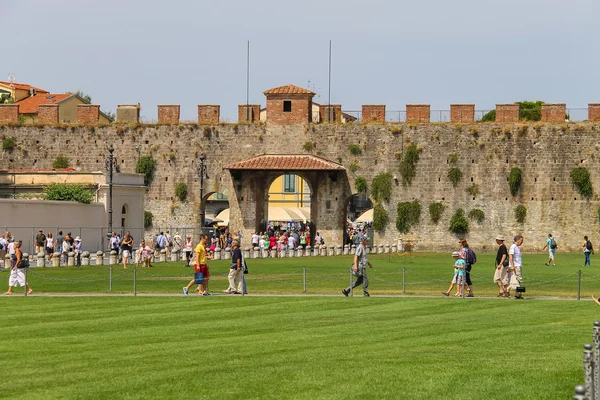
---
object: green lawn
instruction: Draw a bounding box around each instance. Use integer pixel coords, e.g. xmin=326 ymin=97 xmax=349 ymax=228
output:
xmin=14 ymin=251 xmax=600 ymax=298
xmin=0 ymin=296 xmax=595 ymax=399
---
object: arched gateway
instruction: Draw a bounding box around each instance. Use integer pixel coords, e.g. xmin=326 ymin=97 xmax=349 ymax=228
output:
xmin=224 ymin=154 xmax=350 ymax=247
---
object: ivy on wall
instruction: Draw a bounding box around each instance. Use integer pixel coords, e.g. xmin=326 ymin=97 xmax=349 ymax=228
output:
xmin=509 ymin=167 xmax=522 ymax=196
xmin=428 ymin=202 xmax=446 ymax=224
xmin=515 ymin=204 xmax=527 ymax=223
xmin=396 ymin=200 xmax=421 ymax=233
xmin=570 ymin=167 xmax=593 ymax=198
xmin=449 ymin=209 xmax=469 ymax=235
xmin=372 ymin=203 xmax=389 ymax=232
xmin=448 ymin=167 xmax=463 ymax=187
xmin=371 ymin=172 xmax=393 ymax=203
xmin=399 ymin=143 xmax=421 ymax=186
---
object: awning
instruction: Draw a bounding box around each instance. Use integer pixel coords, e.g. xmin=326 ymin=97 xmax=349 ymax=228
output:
xmin=355 ymin=208 xmax=373 ymax=223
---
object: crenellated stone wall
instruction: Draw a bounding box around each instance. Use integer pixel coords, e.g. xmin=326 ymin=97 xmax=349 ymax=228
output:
xmin=1 ymin=121 xmax=600 ymax=252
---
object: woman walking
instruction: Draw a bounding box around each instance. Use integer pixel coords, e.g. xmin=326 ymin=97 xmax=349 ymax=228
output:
xmin=4 ymin=241 xmax=33 ymax=295
xmin=459 ymin=239 xmax=475 ymax=297
xmin=582 ymin=236 xmax=594 ymax=267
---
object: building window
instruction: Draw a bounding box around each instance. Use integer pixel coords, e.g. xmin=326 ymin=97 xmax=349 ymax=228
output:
xmin=283 ymin=101 xmax=292 ymax=113
xmin=284 ymin=174 xmax=295 ymax=193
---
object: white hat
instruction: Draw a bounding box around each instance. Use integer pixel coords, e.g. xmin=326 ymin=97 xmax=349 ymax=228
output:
xmin=451 ymin=251 xmax=460 ymax=257
xmin=75 ymin=236 xmax=81 ymax=241
xmin=495 ymin=235 xmax=505 ymax=241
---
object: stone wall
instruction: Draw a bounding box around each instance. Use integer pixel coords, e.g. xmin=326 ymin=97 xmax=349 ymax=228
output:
xmin=0 ymin=104 xmax=19 ymax=123
xmin=1 ymin=122 xmax=600 ymax=252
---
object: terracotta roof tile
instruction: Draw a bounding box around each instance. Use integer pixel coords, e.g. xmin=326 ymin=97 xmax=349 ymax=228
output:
xmin=0 ymin=81 xmax=49 ymax=93
xmin=225 ymin=154 xmax=345 ymax=171
xmin=263 ymin=84 xmax=315 ymax=95
xmin=16 ymin=93 xmax=73 ymax=114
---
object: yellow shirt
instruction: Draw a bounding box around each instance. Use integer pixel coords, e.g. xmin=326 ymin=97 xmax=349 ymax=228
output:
xmin=195 ymin=243 xmax=207 ymax=265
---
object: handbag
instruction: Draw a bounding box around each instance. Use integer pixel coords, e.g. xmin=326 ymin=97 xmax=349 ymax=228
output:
xmin=243 ymin=259 xmax=249 ymax=274
xmin=194 ymin=272 xmax=204 ymax=285
xmin=17 ymin=259 xmax=30 ymax=269
xmin=502 ymin=258 xmax=509 ymax=267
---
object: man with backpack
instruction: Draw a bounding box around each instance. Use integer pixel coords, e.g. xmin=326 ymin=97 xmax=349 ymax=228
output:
xmin=542 ymin=233 xmax=557 ymax=266
xmin=459 ymin=239 xmax=477 ymax=297
xmin=582 ymin=235 xmax=594 ymax=267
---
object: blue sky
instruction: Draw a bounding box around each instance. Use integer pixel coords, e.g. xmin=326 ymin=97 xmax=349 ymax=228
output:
xmin=2 ymin=0 xmax=598 ymax=121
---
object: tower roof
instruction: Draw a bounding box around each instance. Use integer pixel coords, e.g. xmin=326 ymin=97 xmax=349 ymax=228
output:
xmin=263 ymin=84 xmax=315 ymax=95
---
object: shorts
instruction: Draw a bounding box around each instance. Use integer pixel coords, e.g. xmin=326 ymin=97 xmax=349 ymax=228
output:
xmin=46 ymin=246 xmax=53 ymax=255
xmin=452 ymin=274 xmax=463 ymax=285
xmin=122 ymin=250 xmax=130 ymax=258
xmin=9 ymin=268 xmax=26 ymax=287
xmin=548 ymin=249 xmax=555 ymax=258
xmin=196 ymin=264 xmax=210 ymax=279
xmin=506 ymin=266 xmax=522 ymax=287
xmin=493 ymin=266 xmax=508 ymax=283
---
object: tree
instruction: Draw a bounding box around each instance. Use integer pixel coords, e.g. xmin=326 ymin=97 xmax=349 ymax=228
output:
xmin=68 ymin=90 xmax=92 ymax=103
xmin=516 ymin=101 xmax=544 ymax=121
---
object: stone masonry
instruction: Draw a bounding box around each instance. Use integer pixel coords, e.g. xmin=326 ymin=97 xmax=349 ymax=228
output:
xmin=117 ymin=105 xmax=140 ymax=123
xmin=157 ymin=105 xmax=180 ymax=124
xmin=2 ymin=122 xmax=600 ymax=253
xmin=362 ymin=105 xmax=385 ymax=123
xmin=589 ymin=104 xmax=600 ymax=122
xmin=238 ymin=104 xmax=260 ymax=122
xmin=450 ymin=104 xmax=474 ymax=123
xmin=406 ymin=104 xmax=430 ymax=123
xmin=541 ymin=104 xmax=567 ymax=122
xmin=38 ymin=104 xmax=59 ymax=124
xmin=495 ymin=104 xmax=519 ymax=123
xmin=0 ymin=104 xmax=19 ymax=123
xmin=197 ymin=105 xmax=220 ymax=124
xmin=77 ymin=104 xmax=100 ymax=124
xmin=319 ymin=105 xmax=342 ymax=123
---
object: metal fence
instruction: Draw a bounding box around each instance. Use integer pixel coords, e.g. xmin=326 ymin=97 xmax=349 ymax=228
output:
xmin=573 ymin=321 xmax=600 ymax=399
xmin=343 ymin=107 xmax=590 ymax=123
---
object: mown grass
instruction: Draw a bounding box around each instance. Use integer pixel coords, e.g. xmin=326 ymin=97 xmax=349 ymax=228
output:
xmin=0 ymin=296 xmax=596 ymax=399
xmin=14 ymin=252 xmax=600 ymax=298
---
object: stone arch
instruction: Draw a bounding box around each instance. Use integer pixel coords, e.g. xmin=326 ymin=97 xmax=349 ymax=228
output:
xmin=343 ymin=193 xmax=374 ymax=246
xmin=264 ymin=172 xmax=314 ymax=238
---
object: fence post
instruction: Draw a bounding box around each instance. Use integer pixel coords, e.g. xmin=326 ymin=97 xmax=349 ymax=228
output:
xmin=578 ymin=270 xmax=582 ymax=301
xmin=584 ymin=344 xmax=595 ymax=398
xmin=593 ymin=321 xmax=600 ymax=400
xmin=402 ymin=267 xmax=406 ymax=294
xmin=133 ymin=267 xmax=137 ymax=296
xmin=303 ymin=267 xmax=306 ymax=293
xmin=110 ymin=265 xmax=113 ymax=292
xmin=573 ymin=385 xmax=587 ymax=400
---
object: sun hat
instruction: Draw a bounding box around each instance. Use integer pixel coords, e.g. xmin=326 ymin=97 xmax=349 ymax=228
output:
xmin=451 ymin=251 xmax=460 ymax=257
xmin=75 ymin=236 xmax=81 ymax=241
xmin=495 ymin=235 xmax=505 ymax=241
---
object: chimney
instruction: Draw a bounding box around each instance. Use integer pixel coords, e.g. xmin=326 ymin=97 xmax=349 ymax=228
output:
xmin=29 ymin=88 xmax=36 ymax=97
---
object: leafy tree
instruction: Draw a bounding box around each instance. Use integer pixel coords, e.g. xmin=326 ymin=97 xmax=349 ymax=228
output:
xmin=517 ymin=101 xmax=544 ymax=121
xmin=481 ymin=110 xmax=496 ymax=122
xmin=136 ymin=156 xmax=157 ymax=186
xmin=449 ymin=209 xmax=469 ymax=235
xmin=44 ymin=183 xmax=93 ymax=204
xmin=53 ymin=156 xmax=70 ymax=169
xmin=68 ymin=90 xmax=92 ymax=103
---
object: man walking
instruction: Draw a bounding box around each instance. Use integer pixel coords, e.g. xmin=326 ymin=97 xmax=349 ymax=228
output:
xmin=227 ymin=240 xmax=243 ymax=294
xmin=508 ymin=235 xmax=524 ymax=299
xmin=183 ymin=234 xmax=212 ymax=296
xmin=35 ymin=230 xmax=46 ymax=255
xmin=542 ymin=233 xmax=557 ymax=266
xmin=494 ymin=235 xmax=509 ymax=297
xmin=342 ymin=236 xmax=373 ymax=297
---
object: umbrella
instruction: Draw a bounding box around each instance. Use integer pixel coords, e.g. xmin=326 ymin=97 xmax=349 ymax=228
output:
xmin=213 ymin=207 xmax=311 ymax=225
xmin=213 ymin=209 xmax=230 ymax=224
xmin=355 ymin=208 xmax=373 ymax=223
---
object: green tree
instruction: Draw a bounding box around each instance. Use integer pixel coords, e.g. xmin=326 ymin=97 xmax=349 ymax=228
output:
xmin=44 ymin=183 xmax=93 ymax=204
xmin=136 ymin=156 xmax=157 ymax=186
xmin=53 ymin=156 xmax=70 ymax=169
xmin=517 ymin=101 xmax=544 ymax=121
xmin=68 ymin=90 xmax=92 ymax=103
xmin=481 ymin=110 xmax=496 ymax=122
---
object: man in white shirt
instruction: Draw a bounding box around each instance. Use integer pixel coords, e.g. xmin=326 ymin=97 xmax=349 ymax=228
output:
xmin=251 ymin=231 xmax=260 ymax=249
xmin=288 ymin=234 xmax=296 ymax=250
xmin=508 ymin=235 xmax=524 ymax=299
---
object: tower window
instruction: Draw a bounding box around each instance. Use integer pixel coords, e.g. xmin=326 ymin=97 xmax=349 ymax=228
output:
xmin=283 ymin=101 xmax=292 ymax=112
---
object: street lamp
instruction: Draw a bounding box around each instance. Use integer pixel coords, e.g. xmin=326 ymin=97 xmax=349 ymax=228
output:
xmin=105 ymin=145 xmax=117 ymax=238
xmin=196 ymin=155 xmax=209 ymax=232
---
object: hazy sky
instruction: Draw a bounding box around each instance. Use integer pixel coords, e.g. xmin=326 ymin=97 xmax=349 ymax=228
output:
xmin=3 ymin=0 xmax=598 ymax=121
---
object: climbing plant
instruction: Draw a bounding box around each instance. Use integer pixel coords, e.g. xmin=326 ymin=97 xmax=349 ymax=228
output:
xmin=53 ymin=155 xmax=70 ymax=169
xmin=447 ymin=167 xmax=463 ymax=187
xmin=175 ymin=183 xmax=188 ymax=202
xmin=428 ymin=202 xmax=446 ymax=224
xmin=144 ymin=211 xmax=154 ymax=228
xmin=372 ymin=203 xmax=389 ymax=232
xmin=515 ymin=204 xmax=527 ymax=223
xmin=399 ymin=143 xmax=421 ymax=186
xmin=354 ymin=176 xmax=368 ymax=194
xmin=468 ymin=209 xmax=485 ymax=224
xmin=396 ymin=200 xmax=421 ymax=233
xmin=136 ymin=155 xmax=157 ymax=186
xmin=466 ymin=184 xmax=480 ymax=197
xmin=509 ymin=167 xmax=522 ymax=196
xmin=371 ymin=172 xmax=393 ymax=203
xmin=449 ymin=209 xmax=469 ymax=235
xmin=570 ymin=167 xmax=593 ymax=198
xmin=348 ymin=144 xmax=362 ymax=155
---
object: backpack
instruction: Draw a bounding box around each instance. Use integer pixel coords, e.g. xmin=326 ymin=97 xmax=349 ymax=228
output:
xmin=466 ymin=248 xmax=477 ymax=265
xmin=550 ymin=238 xmax=557 ymax=249
xmin=586 ymin=240 xmax=593 ymax=251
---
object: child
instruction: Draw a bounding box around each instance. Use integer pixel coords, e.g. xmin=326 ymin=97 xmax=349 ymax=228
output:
xmin=442 ymin=251 xmax=465 ymax=297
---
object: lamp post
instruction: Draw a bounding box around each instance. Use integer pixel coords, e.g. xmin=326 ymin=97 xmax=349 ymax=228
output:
xmin=196 ymin=155 xmax=209 ymax=233
xmin=105 ymin=145 xmax=117 ymax=239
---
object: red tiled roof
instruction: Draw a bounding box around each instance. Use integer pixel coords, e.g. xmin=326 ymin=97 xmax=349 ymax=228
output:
xmin=263 ymin=84 xmax=315 ymax=95
xmin=225 ymin=154 xmax=345 ymax=171
xmin=16 ymin=93 xmax=72 ymax=114
xmin=0 ymin=81 xmax=49 ymax=93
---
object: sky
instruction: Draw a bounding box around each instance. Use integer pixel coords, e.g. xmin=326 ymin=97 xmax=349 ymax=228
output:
xmin=2 ymin=0 xmax=599 ymax=121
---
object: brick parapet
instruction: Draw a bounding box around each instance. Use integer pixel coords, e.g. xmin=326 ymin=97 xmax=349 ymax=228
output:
xmin=495 ymin=104 xmax=519 ymax=123
xmin=541 ymin=104 xmax=567 ymax=122
xmin=198 ymin=105 xmax=220 ymax=124
xmin=238 ymin=104 xmax=260 ymax=122
xmin=588 ymin=104 xmax=600 ymax=122
xmin=117 ymin=105 xmax=140 ymax=124
xmin=157 ymin=105 xmax=180 ymax=124
xmin=0 ymin=104 xmax=20 ymax=123
xmin=319 ymin=105 xmax=342 ymax=123
xmin=77 ymin=104 xmax=100 ymax=124
xmin=362 ymin=105 xmax=386 ymax=123
xmin=450 ymin=104 xmax=474 ymax=123
xmin=406 ymin=104 xmax=430 ymax=123
xmin=38 ymin=104 xmax=59 ymax=124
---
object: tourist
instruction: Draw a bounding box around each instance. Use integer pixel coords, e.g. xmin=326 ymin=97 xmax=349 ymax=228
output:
xmin=56 ymin=231 xmax=64 ymax=256
xmin=459 ymin=239 xmax=475 ymax=297
xmin=45 ymin=232 xmax=55 ymax=262
xmin=74 ymin=236 xmax=82 ymax=266
xmin=582 ymin=236 xmax=593 ymax=267
xmin=61 ymin=236 xmax=71 ymax=266
xmin=172 ymin=232 xmax=182 ymax=256
xmin=154 ymin=232 xmax=165 ymax=257
xmin=342 ymin=236 xmax=373 ymax=297
xmin=251 ymin=231 xmax=260 ymax=249
xmin=137 ymin=239 xmax=153 ymax=268
xmin=493 ymin=235 xmax=509 ymax=297
xmin=35 ymin=230 xmax=46 ymax=255
xmin=442 ymin=251 xmax=465 ymax=297
xmin=541 ymin=233 xmax=557 ymax=266
xmin=183 ymin=234 xmax=212 ymax=296
xmin=4 ymin=241 xmax=33 ymax=295
xmin=315 ymin=232 xmax=323 ymax=249
xmin=0 ymin=234 xmax=7 ymax=269
xmin=183 ymin=236 xmax=193 ymax=267
xmin=227 ymin=240 xmax=243 ymax=294
xmin=268 ymin=234 xmax=276 ymax=257
xmin=299 ymin=232 xmax=307 ymax=249
xmin=508 ymin=235 xmax=524 ymax=299
xmin=109 ymin=232 xmax=120 ymax=254
xmin=164 ymin=230 xmax=173 ymax=258
xmin=121 ymin=232 xmax=134 ymax=269
xmin=288 ymin=232 xmax=296 ymax=251
xmin=7 ymin=238 xmax=16 ymax=266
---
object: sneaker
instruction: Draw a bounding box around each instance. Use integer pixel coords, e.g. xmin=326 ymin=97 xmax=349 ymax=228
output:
xmin=342 ymin=289 xmax=349 ymax=297
xmin=183 ymin=287 xmax=188 ymax=296
xmin=442 ymin=292 xmax=449 ymax=297
xmin=545 ymin=263 xmax=549 ymax=266
xmin=467 ymin=293 xmax=474 ymax=298
xmin=553 ymin=264 xmax=556 ymax=266
xmin=364 ymin=293 xmax=370 ymax=297
xmin=202 ymin=292 xmax=212 ymax=296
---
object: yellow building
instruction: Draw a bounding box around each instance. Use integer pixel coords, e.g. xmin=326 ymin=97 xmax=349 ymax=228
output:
xmin=0 ymin=80 xmax=49 ymax=102
xmin=268 ymin=174 xmax=311 ymax=207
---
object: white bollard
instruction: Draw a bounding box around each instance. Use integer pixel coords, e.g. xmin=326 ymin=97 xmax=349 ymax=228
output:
xmin=37 ymin=252 xmax=45 ymax=268
xmin=253 ymin=248 xmax=259 ymax=259
xmin=159 ymin=249 xmax=167 ymax=262
xmin=329 ymin=246 xmax=335 ymax=257
xmin=110 ymin=250 xmax=118 ymax=265
xmin=385 ymin=244 xmax=390 ymax=254
xmin=343 ymin=245 xmax=349 ymax=255
xmin=213 ymin=247 xmax=221 ymax=260
xmin=223 ymin=247 xmax=231 ymax=260
xmin=297 ymin=247 xmax=304 ymax=257
xmin=391 ymin=244 xmax=397 ymax=253
xmin=68 ymin=252 xmax=75 ymax=266
xmin=82 ymin=251 xmax=90 ymax=266
xmin=243 ymin=248 xmax=251 ymax=259
xmin=336 ymin=246 xmax=343 ymax=256
xmin=379 ymin=245 xmax=384 ymax=254
xmin=171 ymin=250 xmax=179 ymax=262
xmin=96 ymin=251 xmax=104 ymax=265
xmin=304 ymin=246 xmax=311 ymax=257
